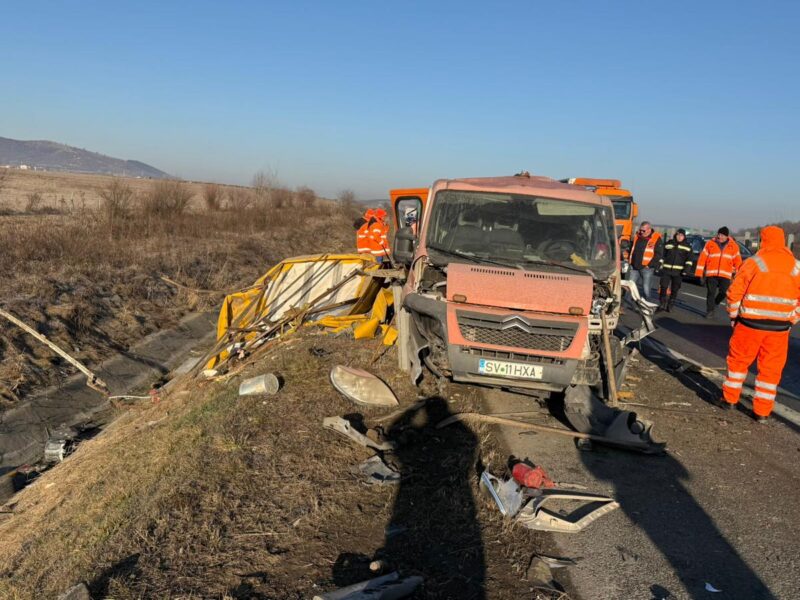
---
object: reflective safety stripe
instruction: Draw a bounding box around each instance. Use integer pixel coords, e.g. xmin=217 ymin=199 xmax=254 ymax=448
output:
xmin=728 ymin=301 xmax=741 ymax=308
xmin=753 ymin=255 xmax=768 ymax=272
xmin=727 ymin=370 xmax=747 ymax=380
xmin=755 ymin=380 xmax=778 ymax=391
xmin=744 ymin=294 xmax=797 ymax=305
xmin=753 ymin=390 xmax=776 ymax=400
xmin=792 ymin=261 xmax=800 ymax=277
xmin=723 ymin=380 xmax=743 ymax=389
xmin=677 ymin=245 xmax=692 ymax=252
xmin=740 ymin=306 xmax=795 ymax=319
xmin=707 ymin=253 xmax=721 ymax=258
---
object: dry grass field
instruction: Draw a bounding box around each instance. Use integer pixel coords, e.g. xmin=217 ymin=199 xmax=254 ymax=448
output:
xmin=0 ymin=168 xmax=361 ymax=406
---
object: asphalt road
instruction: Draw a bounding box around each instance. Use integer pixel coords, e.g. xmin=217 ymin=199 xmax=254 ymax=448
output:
xmin=635 ymin=279 xmax=800 ymax=410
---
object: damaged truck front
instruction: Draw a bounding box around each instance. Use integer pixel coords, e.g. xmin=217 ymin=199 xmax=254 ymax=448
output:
xmin=390 ymin=175 xmax=660 ymax=452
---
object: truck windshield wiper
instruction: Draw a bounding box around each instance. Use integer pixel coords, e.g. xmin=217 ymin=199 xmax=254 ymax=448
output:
xmin=522 ymin=258 xmax=596 ymax=278
xmin=426 ymin=244 xmax=521 ymax=270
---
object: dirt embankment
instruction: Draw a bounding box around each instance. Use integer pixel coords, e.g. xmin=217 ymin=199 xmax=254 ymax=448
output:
xmin=0 ymin=169 xmax=361 ymax=408
xmin=0 ymin=331 xmax=558 ymax=599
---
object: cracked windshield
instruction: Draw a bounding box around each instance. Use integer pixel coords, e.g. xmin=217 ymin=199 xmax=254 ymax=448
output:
xmin=426 ymin=189 xmax=616 ymax=275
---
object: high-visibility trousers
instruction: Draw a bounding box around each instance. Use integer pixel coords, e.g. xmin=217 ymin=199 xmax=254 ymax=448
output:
xmin=722 ymin=322 xmax=790 ymax=417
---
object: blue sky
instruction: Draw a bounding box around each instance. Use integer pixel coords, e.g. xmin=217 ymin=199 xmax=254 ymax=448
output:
xmin=1 ymin=0 xmax=798 ymax=228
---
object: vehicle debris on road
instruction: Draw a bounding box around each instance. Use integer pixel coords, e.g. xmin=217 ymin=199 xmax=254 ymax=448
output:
xmin=312 ymin=571 xmax=423 ymax=600
xmin=481 ymin=469 xmax=619 ymax=533
xmin=322 ymin=416 xmax=397 ymax=452
xmin=352 ymin=455 xmax=400 ymax=486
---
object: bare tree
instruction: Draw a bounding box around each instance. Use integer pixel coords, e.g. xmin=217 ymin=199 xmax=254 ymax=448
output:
xmin=295 ymin=186 xmax=316 ymax=209
xmin=337 ymin=189 xmax=357 ymax=204
xmin=227 ymin=188 xmax=255 ymax=211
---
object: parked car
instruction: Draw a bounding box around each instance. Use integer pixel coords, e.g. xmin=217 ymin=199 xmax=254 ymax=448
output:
xmin=683 ymin=234 xmax=753 ymax=282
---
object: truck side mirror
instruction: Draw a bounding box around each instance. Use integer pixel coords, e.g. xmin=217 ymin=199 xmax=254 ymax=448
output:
xmin=632 ymin=204 xmax=638 ymax=218
xmin=393 ymin=227 xmax=416 ymax=266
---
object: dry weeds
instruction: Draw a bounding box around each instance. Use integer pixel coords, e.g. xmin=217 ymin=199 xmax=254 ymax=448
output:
xmin=0 ymin=173 xmax=360 ymax=407
xmin=0 ymin=332 xmax=558 ymax=599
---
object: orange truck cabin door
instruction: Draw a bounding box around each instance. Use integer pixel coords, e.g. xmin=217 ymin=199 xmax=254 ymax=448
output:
xmin=390 ymin=188 xmax=429 ymax=235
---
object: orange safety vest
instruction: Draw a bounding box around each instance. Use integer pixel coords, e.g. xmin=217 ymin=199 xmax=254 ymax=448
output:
xmin=727 ymin=231 xmax=800 ymax=325
xmin=631 ymin=231 xmax=662 ymax=267
xmin=356 ymin=221 xmax=372 ymax=254
xmin=369 ymin=220 xmax=390 ymax=258
xmin=695 ymin=238 xmax=742 ymax=280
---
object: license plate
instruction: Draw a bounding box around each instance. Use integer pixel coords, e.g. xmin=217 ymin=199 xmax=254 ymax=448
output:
xmin=478 ymin=359 xmax=543 ymax=380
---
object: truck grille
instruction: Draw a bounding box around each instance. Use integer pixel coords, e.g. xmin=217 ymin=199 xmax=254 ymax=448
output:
xmin=457 ymin=312 xmax=577 ymax=353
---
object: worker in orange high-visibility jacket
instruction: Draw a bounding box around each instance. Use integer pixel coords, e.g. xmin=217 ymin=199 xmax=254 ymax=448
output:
xmin=368 ymin=208 xmax=390 ymax=263
xmin=355 ymin=209 xmax=375 ymax=255
xmin=720 ymin=226 xmax=800 ymax=422
xmin=695 ymin=226 xmax=742 ymax=318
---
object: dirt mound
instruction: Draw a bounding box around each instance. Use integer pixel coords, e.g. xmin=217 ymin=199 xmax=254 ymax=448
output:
xmin=0 ymin=331 xmax=559 ymax=599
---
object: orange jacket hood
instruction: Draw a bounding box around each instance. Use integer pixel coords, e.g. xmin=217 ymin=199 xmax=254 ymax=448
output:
xmin=760 ymin=226 xmax=786 ymax=251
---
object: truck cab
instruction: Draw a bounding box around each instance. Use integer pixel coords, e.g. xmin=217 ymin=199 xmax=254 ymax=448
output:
xmin=389 ymin=174 xmax=659 ymax=451
xmin=391 ymin=175 xmax=620 ymax=390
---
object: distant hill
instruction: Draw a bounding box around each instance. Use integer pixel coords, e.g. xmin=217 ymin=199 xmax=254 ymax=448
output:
xmin=0 ymin=136 xmax=170 ymax=178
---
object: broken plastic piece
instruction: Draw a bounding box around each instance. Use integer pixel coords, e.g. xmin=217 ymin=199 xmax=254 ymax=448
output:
xmin=563 ymin=385 xmax=666 ymax=454
xmin=330 ymin=365 xmax=398 ymax=407
xmin=312 ymin=571 xmax=423 ymax=600
xmin=480 ymin=471 xmax=525 ymax=517
xmin=354 ymin=455 xmax=400 ymax=485
xmin=515 ymin=489 xmax=620 ymax=533
xmin=323 ymin=417 xmax=396 ymax=452
xmin=705 ymin=583 xmax=722 ymax=593
xmin=238 ymin=373 xmax=281 ymax=396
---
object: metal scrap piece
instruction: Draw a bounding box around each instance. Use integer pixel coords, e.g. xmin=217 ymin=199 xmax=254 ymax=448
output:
xmin=312 ymin=571 xmax=423 ymax=600
xmin=354 ymin=455 xmax=400 ymax=485
xmin=515 ymin=488 xmax=620 ymax=533
xmin=480 ymin=471 xmax=525 ymax=517
xmin=323 ymin=417 xmax=397 ymax=452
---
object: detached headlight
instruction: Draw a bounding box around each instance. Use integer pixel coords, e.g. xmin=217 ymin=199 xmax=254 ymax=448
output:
xmin=330 ymin=365 xmax=399 ymax=407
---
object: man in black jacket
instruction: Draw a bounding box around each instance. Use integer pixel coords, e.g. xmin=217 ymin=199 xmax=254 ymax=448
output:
xmin=655 ymin=228 xmax=693 ymax=311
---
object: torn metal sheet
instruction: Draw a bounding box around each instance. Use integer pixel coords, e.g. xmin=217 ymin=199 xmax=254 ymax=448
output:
xmin=330 ymin=365 xmax=398 ymax=408
xmin=353 ymin=455 xmax=400 ymax=485
xmin=312 ymin=572 xmax=423 ymax=600
xmin=515 ymin=489 xmax=620 ymax=533
xmin=323 ymin=417 xmax=396 ymax=452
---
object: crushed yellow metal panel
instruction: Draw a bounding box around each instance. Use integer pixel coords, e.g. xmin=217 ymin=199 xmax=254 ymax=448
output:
xmin=208 ymin=254 xmax=396 ymax=368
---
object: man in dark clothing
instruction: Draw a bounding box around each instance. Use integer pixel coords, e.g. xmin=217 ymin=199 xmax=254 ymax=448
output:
xmin=655 ymin=228 xmax=693 ymax=311
xmin=628 ymin=221 xmax=664 ymax=302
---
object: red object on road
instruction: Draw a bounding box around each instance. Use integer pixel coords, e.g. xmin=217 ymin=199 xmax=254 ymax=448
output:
xmin=512 ymin=462 xmax=555 ymax=489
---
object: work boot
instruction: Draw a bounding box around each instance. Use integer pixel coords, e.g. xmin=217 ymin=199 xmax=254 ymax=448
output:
xmin=656 ymin=299 xmax=667 ymax=313
xmin=666 ymin=299 xmax=675 ymax=312
xmin=704 ymin=308 xmax=715 ymax=319
xmin=754 ymin=413 xmax=769 ymax=424
xmin=714 ymin=396 xmax=734 ymax=410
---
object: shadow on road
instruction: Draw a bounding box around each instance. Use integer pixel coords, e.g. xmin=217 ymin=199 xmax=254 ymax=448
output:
xmin=578 ymin=442 xmax=777 ymax=600
xmin=376 ymin=397 xmax=486 ymax=599
xmin=652 ymin=317 xmax=731 ymax=362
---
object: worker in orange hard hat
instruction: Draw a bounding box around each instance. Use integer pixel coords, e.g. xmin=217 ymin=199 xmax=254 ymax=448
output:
xmin=719 ymin=226 xmax=800 ymax=422
xmin=695 ymin=226 xmax=742 ymax=318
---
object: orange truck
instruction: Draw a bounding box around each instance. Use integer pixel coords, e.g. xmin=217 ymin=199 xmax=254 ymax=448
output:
xmin=387 ymin=175 xmax=659 ymax=452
